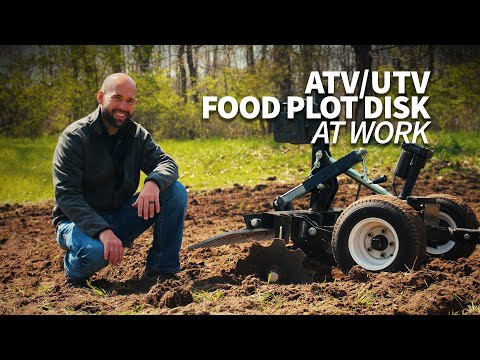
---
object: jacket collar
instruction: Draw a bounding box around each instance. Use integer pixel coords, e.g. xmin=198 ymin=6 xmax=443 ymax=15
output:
xmin=88 ymin=106 xmax=103 ymax=135
xmin=88 ymin=105 xmax=135 ymax=138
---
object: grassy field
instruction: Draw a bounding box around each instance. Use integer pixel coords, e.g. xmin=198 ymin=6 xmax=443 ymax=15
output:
xmin=1 ymin=131 xmax=479 ymax=204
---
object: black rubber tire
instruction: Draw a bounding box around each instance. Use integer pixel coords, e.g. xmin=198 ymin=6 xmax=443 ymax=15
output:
xmin=426 ymin=194 xmax=478 ymax=259
xmin=332 ymin=195 xmax=426 ymax=273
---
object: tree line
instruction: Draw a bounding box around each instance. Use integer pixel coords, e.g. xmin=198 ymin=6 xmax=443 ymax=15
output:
xmin=1 ymin=45 xmax=479 ymax=138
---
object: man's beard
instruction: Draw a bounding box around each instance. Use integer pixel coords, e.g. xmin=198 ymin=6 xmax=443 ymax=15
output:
xmin=101 ymin=107 xmax=132 ymax=129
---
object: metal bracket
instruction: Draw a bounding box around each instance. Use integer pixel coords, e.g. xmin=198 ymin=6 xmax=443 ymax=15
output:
xmin=423 ymin=202 xmax=440 ymax=227
xmin=307 ymin=150 xmax=323 ymax=178
xmin=274 ymin=149 xmax=367 ymax=209
xmin=360 ymin=150 xmax=372 ymax=184
xmin=325 ymin=152 xmax=393 ymax=197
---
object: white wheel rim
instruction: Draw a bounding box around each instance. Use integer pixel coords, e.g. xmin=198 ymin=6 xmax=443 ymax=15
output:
xmin=348 ymin=217 xmax=399 ymax=271
xmin=426 ymin=212 xmax=456 ymax=255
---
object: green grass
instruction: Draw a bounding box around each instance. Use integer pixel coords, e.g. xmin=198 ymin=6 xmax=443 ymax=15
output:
xmin=192 ymin=289 xmax=225 ymax=303
xmin=256 ymin=290 xmax=284 ymax=309
xmin=0 ymin=136 xmax=58 ymax=203
xmin=463 ymin=302 xmax=480 ymax=315
xmin=115 ymin=304 xmax=146 ymax=315
xmin=85 ymin=280 xmax=109 ymax=297
xmin=1 ymin=131 xmax=480 ymax=204
xmin=257 ymin=291 xmax=276 ymax=303
xmin=356 ymin=288 xmax=376 ymax=306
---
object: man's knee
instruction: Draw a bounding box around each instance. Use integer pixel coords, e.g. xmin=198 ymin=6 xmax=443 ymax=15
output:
xmin=160 ymin=181 xmax=188 ymax=207
xmin=74 ymin=241 xmax=107 ymax=273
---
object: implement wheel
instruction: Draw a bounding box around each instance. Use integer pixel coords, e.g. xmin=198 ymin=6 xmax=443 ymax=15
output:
xmin=426 ymin=194 xmax=478 ymax=259
xmin=332 ymin=195 xmax=426 ymax=272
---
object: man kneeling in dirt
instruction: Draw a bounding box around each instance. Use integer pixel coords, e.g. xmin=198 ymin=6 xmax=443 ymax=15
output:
xmin=52 ymin=73 xmax=188 ymax=287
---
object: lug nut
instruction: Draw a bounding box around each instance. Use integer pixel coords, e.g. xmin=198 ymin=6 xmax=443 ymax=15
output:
xmin=367 ymin=233 xmax=373 ymax=237
xmin=367 ymin=247 xmax=372 ymax=252
xmin=389 ymin=241 xmax=394 ymax=247
xmin=381 ymin=229 xmax=386 ymax=234
xmin=250 ymin=218 xmax=261 ymax=227
xmin=380 ymin=252 xmax=386 ymax=258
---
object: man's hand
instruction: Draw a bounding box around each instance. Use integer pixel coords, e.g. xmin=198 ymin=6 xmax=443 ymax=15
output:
xmin=99 ymin=229 xmax=123 ymax=266
xmin=132 ymin=181 xmax=160 ymax=220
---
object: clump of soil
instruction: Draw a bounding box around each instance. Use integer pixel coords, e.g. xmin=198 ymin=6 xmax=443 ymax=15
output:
xmin=160 ymin=288 xmax=193 ymax=308
xmin=348 ymin=266 xmax=369 ymax=282
xmin=146 ymin=279 xmax=193 ymax=308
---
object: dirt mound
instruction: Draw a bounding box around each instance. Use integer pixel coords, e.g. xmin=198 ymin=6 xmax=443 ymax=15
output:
xmin=348 ymin=266 xmax=369 ymax=282
xmin=146 ymin=279 xmax=193 ymax=308
xmin=1 ymin=166 xmax=480 ymax=314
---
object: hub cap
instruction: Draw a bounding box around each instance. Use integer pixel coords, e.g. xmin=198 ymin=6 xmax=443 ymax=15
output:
xmin=348 ymin=217 xmax=399 ymax=271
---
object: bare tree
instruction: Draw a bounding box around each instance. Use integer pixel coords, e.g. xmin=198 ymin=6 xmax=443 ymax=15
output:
xmin=261 ymin=45 xmax=268 ymax=62
xmin=352 ymin=45 xmax=373 ymax=122
xmin=272 ymin=45 xmax=294 ymax=98
xmin=177 ymin=45 xmax=187 ymax=103
xmin=186 ymin=45 xmax=198 ymax=103
xmin=428 ymin=45 xmax=435 ymax=75
xmin=213 ymin=45 xmax=218 ymax=75
xmin=132 ymin=45 xmax=154 ymax=72
xmin=246 ymin=45 xmax=255 ymax=72
xmin=269 ymin=45 xmax=294 ymax=134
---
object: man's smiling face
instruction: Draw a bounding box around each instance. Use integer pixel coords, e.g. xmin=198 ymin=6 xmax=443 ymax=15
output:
xmin=97 ymin=74 xmax=137 ymax=128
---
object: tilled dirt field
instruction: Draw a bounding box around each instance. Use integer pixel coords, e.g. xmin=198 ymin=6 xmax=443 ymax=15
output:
xmin=1 ymin=165 xmax=480 ymax=315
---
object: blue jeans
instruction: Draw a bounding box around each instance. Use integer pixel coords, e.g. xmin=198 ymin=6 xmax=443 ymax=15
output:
xmin=56 ymin=181 xmax=188 ymax=282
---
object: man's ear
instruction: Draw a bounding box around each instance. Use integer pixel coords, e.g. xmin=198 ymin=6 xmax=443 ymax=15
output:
xmin=97 ymin=90 xmax=104 ymax=105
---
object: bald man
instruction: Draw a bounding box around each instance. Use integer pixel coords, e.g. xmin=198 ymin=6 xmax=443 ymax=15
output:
xmin=52 ymin=73 xmax=188 ymax=287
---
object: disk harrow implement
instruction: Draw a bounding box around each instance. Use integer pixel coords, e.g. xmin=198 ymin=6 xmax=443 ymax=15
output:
xmin=188 ymin=94 xmax=480 ymax=284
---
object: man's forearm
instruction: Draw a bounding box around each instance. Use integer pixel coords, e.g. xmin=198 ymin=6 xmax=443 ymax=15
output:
xmin=141 ymin=129 xmax=179 ymax=192
xmin=144 ymin=164 xmax=179 ymax=192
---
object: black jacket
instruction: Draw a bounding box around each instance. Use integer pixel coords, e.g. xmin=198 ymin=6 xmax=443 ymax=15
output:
xmin=52 ymin=106 xmax=179 ymax=238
